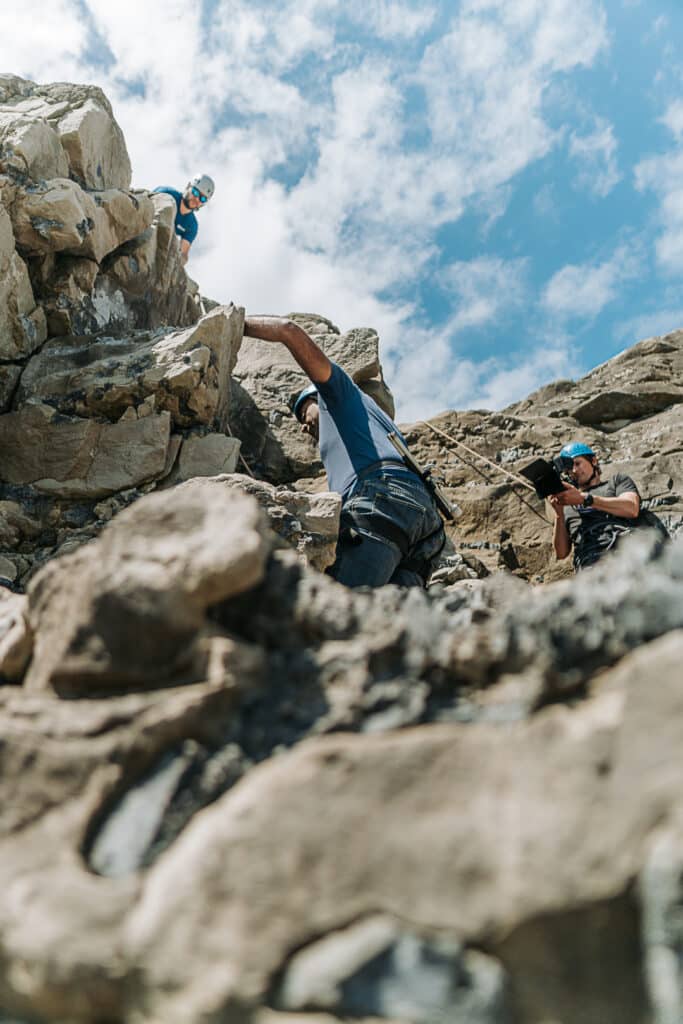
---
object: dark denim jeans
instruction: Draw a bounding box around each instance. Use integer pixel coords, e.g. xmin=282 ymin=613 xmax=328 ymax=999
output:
xmin=328 ymin=466 xmax=445 ymax=588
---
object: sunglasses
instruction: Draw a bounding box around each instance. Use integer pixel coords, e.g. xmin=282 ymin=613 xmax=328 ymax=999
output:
xmin=191 ymin=186 xmax=208 ymax=203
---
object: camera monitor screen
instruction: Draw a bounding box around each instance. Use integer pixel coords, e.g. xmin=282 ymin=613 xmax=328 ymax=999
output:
xmin=520 ymin=458 xmax=566 ymax=500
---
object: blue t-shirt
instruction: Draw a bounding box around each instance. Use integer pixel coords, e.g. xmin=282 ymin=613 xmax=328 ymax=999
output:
xmin=153 ymin=187 xmax=198 ymax=245
xmin=315 ymin=362 xmax=408 ymax=499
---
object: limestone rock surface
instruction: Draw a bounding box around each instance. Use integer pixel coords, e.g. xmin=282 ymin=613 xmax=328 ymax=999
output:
xmin=0 ymin=404 xmax=172 ymax=498
xmin=11 ymin=178 xmax=153 ymax=262
xmin=28 ymin=193 xmax=201 ymax=337
xmin=16 ymin=303 xmax=243 ymax=429
xmin=24 ymin=481 xmax=269 ymax=696
xmin=507 ymin=332 xmax=683 ymax=425
xmin=91 ymin=191 xmax=202 ymax=331
xmin=0 ymin=490 xmax=682 ymax=1024
xmin=201 ymin=473 xmax=342 ymax=571
xmin=0 ymin=109 xmax=69 ymax=182
xmin=0 ymin=203 xmax=46 ymax=359
xmin=0 ymin=74 xmax=131 ymax=188
xmin=165 ymin=433 xmax=242 ymax=485
xmin=0 ymin=75 xmax=197 ymax=352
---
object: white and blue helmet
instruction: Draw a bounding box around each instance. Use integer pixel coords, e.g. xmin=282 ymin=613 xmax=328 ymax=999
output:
xmin=293 ymin=384 xmax=318 ymax=422
xmin=186 ymin=173 xmax=215 ymax=202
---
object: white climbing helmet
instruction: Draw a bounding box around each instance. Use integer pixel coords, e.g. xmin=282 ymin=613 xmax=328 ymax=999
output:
xmin=187 ymin=173 xmax=215 ymax=203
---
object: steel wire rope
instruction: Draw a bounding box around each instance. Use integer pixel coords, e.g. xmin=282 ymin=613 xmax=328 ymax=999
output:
xmin=418 ymin=420 xmax=552 ymax=528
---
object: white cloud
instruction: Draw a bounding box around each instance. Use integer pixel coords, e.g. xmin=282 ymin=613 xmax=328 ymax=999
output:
xmin=348 ymin=1 xmax=437 ymax=39
xmin=462 ymin=0 xmax=608 ymax=71
xmin=635 ymin=108 xmax=683 ymax=274
xmin=660 ymin=100 xmax=683 ymax=141
xmin=569 ymin=119 xmax=620 ymax=198
xmin=475 ymin=344 xmax=573 ymax=410
xmin=389 ymin=325 xmax=573 ymax=421
xmin=0 ymin=0 xmax=610 ymax=418
xmin=541 ymin=246 xmax=641 ymax=320
xmin=533 ymin=183 xmax=559 ymax=220
xmin=439 ymin=256 xmax=527 ymax=330
xmin=0 ymin=2 xmax=87 ymax=82
xmin=416 ymin=0 xmax=608 ymax=197
xmin=615 ymin=309 xmax=683 ymax=344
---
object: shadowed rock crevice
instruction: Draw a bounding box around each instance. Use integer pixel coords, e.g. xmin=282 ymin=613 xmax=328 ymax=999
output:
xmin=86 ymin=740 xmax=247 ymax=877
xmin=270 ymin=915 xmax=512 ymax=1023
xmin=497 ymin=888 xmax=649 ymax=1024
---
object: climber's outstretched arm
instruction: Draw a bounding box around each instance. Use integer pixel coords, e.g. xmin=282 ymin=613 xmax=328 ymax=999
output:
xmin=243 ymin=316 xmax=332 ymax=384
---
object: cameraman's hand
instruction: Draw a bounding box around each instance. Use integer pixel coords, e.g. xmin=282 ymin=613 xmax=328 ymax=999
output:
xmin=548 ymin=493 xmax=565 ymax=516
xmin=552 ymin=482 xmax=585 ymax=507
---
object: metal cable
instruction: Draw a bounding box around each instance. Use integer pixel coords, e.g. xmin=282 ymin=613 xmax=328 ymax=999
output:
xmin=418 ymin=420 xmax=552 ymax=528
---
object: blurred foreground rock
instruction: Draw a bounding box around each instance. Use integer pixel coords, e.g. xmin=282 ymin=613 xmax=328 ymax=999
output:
xmin=1 ymin=511 xmax=683 ymax=1022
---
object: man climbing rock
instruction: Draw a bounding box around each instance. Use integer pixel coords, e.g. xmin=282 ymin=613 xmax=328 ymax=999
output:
xmin=243 ymin=316 xmax=446 ymax=588
xmin=153 ymin=173 xmax=215 ymax=264
xmin=549 ymin=442 xmax=641 ymax=570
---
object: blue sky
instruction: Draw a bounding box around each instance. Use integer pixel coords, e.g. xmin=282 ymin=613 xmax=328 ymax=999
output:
xmin=2 ymin=0 xmax=683 ymax=419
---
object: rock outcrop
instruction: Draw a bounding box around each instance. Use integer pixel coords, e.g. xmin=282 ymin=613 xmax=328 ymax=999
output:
xmin=3 ymin=77 xmax=683 ymax=1024
xmin=404 ymin=329 xmax=683 ymax=581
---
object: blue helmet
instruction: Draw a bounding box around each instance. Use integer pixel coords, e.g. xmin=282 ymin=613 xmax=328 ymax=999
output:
xmin=559 ymin=442 xmax=596 ymax=461
xmin=293 ymin=383 xmax=318 ymax=422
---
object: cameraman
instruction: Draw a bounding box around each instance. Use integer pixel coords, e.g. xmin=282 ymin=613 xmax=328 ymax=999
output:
xmin=548 ymin=442 xmax=640 ymax=570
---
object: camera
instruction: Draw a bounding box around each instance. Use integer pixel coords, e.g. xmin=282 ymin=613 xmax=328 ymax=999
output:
xmin=520 ymin=457 xmax=571 ymax=500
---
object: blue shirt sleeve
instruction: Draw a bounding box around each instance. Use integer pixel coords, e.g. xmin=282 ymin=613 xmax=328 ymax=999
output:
xmin=316 ymin=361 xmax=357 ymax=408
xmin=152 ymin=187 xmax=180 ymax=204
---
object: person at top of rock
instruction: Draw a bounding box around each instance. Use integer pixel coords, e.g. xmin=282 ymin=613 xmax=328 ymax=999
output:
xmin=243 ymin=316 xmax=446 ymax=589
xmin=548 ymin=442 xmax=642 ymax=570
xmin=153 ymin=173 xmax=215 ymax=264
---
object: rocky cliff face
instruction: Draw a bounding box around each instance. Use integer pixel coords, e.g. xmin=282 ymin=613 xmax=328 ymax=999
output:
xmin=405 ymin=332 xmax=683 ymax=582
xmin=1 ymin=78 xmax=683 ymax=1024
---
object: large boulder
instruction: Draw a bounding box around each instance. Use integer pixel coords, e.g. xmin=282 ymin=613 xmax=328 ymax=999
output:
xmin=15 ymin=304 xmax=244 ymax=431
xmin=11 ymin=179 xmax=154 ymax=262
xmin=90 ymin=191 xmax=202 ymax=331
xmin=0 ymin=520 xmax=682 ymax=1021
xmin=124 ymin=624 xmax=683 ymax=1024
xmin=57 ymin=96 xmax=131 ymax=191
xmin=176 ymin=473 xmax=342 ymax=572
xmin=0 ymin=404 xmax=173 ymax=498
xmin=0 ymin=75 xmax=131 ymax=189
xmin=0 ymin=110 xmax=69 ymax=181
xmin=164 ymin=433 xmax=242 ymax=485
xmin=0 ymin=203 xmax=47 ymax=359
xmin=27 ymin=193 xmax=200 ymax=337
xmin=24 ymin=482 xmax=269 ymax=696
